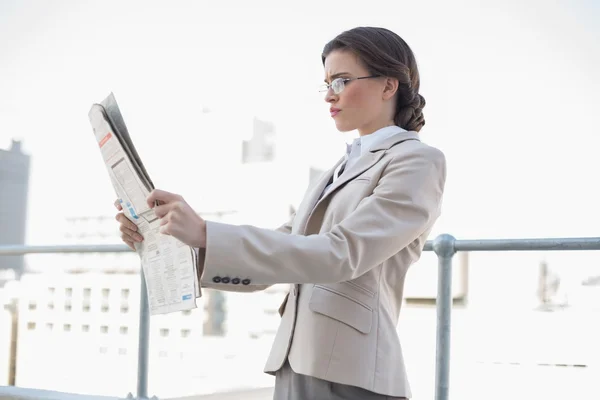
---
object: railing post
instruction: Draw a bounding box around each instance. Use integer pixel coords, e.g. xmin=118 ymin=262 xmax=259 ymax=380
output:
xmin=432 ymin=234 xmax=456 ymax=400
xmin=136 ymin=269 xmax=150 ymax=400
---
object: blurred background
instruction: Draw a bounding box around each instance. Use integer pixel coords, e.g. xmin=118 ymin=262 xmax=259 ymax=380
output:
xmin=1 ymin=0 xmax=599 ymax=399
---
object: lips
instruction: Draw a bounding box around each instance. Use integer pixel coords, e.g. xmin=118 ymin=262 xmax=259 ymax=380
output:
xmin=330 ymin=108 xmax=341 ymax=117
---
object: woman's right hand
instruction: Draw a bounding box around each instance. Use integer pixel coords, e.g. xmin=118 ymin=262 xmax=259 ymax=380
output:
xmin=114 ymin=199 xmax=143 ymax=250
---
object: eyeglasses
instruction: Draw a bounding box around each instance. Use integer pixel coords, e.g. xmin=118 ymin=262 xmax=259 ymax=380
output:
xmin=319 ymin=75 xmax=380 ymax=94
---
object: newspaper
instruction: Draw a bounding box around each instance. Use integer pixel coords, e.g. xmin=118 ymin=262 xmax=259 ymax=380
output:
xmin=87 ymin=93 xmax=200 ymax=315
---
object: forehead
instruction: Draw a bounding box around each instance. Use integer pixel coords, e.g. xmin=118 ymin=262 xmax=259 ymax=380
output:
xmin=323 ymin=50 xmax=367 ymax=78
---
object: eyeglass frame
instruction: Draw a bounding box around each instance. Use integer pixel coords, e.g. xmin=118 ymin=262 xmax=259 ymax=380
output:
xmin=319 ymin=75 xmax=380 ymax=94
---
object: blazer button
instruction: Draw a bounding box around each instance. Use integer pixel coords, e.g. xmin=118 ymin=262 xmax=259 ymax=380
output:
xmin=241 ymin=278 xmax=251 ymax=285
xmin=221 ymin=277 xmax=230 ymax=284
xmin=231 ymin=278 xmax=240 ymax=285
xmin=212 ymin=276 xmax=221 ymax=283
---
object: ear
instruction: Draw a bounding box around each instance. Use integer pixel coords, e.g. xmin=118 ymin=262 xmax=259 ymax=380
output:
xmin=382 ymin=77 xmax=399 ymax=101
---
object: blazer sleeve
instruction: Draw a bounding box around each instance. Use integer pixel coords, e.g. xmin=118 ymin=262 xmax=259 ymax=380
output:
xmin=201 ymin=145 xmax=446 ymax=286
xmin=196 ymin=211 xmax=296 ymax=292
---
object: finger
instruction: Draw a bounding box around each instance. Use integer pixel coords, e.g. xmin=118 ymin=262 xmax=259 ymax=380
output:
xmin=114 ymin=199 xmax=123 ymax=211
xmin=121 ymin=231 xmax=136 ymax=245
xmin=159 ymin=224 xmax=171 ymax=236
xmin=146 ymin=189 xmax=182 ymax=208
xmin=120 ymin=225 xmax=143 ymax=242
xmin=153 ymin=204 xmax=171 ymax=219
xmin=122 ymin=238 xmax=136 ymax=251
xmin=115 ymin=213 xmax=138 ymax=231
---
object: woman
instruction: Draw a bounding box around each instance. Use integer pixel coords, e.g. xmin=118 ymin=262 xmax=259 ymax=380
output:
xmin=116 ymin=26 xmax=446 ymax=400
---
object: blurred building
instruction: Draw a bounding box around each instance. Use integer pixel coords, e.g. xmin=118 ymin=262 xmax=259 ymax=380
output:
xmin=9 ymin=273 xmax=205 ymax=397
xmin=201 ymin=113 xmax=293 ymax=338
xmin=54 ymin=215 xmax=139 ymax=274
xmin=0 ymin=307 xmax=10 ymax=386
xmin=0 ymin=140 xmax=30 ymax=280
xmin=242 ymin=117 xmax=276 ymax=164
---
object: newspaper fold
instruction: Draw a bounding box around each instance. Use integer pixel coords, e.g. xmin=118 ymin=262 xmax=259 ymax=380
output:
xmin=88 ymin=93 xmax=200 ymax=315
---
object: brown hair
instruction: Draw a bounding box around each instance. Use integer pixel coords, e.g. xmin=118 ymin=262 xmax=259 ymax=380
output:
xmin=322 ymin=27 xmax=425 ymax=132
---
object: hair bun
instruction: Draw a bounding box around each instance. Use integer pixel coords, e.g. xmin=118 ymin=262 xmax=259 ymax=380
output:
xmin=395 ymin=93 xmax=425 ymax=132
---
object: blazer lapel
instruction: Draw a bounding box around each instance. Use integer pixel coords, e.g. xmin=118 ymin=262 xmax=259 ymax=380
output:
xmin=297 ymin=131 xmax=420 ymax=235
xmin=317 ymin=151 xmax=384 ymax=205
xmin=308 ymin=156 xmax=345 ymax=208
xmin=303 ymin=130 xmax=420 ymax=232
xmin=297 ymin=152 xmax=383 ymax=235
xmin=294 ymin=156 xmax=345 ymax=234
xmin=316 ymin=131 xmax=419 ymax=206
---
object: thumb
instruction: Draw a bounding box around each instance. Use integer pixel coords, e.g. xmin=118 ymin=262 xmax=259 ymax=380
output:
xmin=147 ymin=189 xmax=180 ymax=208
xmin=114 ymin=199 xmax=123 ymax=211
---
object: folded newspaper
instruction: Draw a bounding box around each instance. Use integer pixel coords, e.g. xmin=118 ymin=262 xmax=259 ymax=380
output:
xmin=88 ymin=93 xmax=200 ymax=315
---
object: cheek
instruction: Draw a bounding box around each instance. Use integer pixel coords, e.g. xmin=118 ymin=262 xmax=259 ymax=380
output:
xmin=340 ymin=85 xmax=363 ymax=108
xmin=341 ymin=86 xmax=377 ymax=116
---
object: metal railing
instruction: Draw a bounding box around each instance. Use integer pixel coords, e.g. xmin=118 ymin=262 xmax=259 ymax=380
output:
xmin=423 ymin=235 xmax=600 ymax=400
xmin=2 ymin=235 xmax=600 ymax=400
xmin=0 ymin=244 xmax=144 ymax=400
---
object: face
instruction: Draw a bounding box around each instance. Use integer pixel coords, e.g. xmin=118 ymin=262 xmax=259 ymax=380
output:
xmin=323 ymin=50 xmax=396 ymax=135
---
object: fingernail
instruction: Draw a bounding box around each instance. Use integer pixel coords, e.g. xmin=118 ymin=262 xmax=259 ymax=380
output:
xmin=135 ymin=234 xmax=144 ymax=242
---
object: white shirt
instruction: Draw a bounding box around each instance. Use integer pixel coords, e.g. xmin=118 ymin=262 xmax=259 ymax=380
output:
xmin=333 ymin=125 xmax=406 ymax=182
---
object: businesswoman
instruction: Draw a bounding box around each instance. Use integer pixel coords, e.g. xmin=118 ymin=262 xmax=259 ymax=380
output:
xmin=116 ymin=26 xmax=446 ymax=400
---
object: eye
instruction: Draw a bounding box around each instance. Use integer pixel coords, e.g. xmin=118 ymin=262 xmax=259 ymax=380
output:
xmin=331 ymin=78 xmax=346 ymax=94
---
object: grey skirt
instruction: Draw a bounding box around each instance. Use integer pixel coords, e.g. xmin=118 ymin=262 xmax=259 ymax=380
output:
xmin=273 ymin=360 xmax=408 ymax=400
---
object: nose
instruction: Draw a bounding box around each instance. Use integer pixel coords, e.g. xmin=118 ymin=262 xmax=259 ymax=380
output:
xmin=324 ymin=88 xmax=337 ymax=103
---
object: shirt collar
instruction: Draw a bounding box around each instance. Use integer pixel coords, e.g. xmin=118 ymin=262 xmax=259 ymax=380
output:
xmin=346 ymin=125 xmax=407 ymax=156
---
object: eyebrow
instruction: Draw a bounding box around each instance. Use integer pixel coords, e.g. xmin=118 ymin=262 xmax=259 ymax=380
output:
xmin=324 ymin=72 xmax=351 ymax=83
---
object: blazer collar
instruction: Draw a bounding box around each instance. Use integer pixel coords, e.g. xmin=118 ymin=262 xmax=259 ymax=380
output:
xmin=298 ymin=130 xmax=421 ymax=233
xmin=368 ymin=130 xmax=420 ymax=152
xmin=315 ymin=130 xmax=420 ymax=206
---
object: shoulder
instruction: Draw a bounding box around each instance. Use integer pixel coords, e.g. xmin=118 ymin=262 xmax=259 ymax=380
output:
xmin=384 ymin=137 xmax=446 ymax=172
xmin=372 ymin=138 xmax=447 ymax=208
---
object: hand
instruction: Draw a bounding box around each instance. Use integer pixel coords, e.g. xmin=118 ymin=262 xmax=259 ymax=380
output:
xmin=146 ymin=189 xmax=207 ymax=248
xmin=114 ymin=199 xmax=143 ymax=251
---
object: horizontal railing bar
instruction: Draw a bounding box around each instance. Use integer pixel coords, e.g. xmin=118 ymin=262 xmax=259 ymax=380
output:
xmin=0 ymin=385 xmax=125 ymax=399
xmin=0 ymin=244 xmax=132 ymax=255
xmin=455 ymin=238 xmax=600 ymax=251
xmin=419 ymin=237 xmax=600 ymax=252
xmin=2 ymin=237 xmax=600 ymax=256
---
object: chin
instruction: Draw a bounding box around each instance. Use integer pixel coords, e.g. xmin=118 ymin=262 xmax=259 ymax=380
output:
xmin=334 ymin=119 xmax=356 ymax=133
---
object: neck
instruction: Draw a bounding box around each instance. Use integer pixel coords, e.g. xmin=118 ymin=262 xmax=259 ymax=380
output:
xmin=358 ymin=120 xmax=395 ymax=137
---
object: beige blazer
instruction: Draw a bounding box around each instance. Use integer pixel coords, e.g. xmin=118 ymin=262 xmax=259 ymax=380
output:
xmin=197 ymin=130 xmax=446 ymax=398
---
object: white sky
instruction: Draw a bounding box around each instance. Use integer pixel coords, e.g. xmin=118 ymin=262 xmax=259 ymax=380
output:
xmin=1 ymin=0 xmax=599 ymax=249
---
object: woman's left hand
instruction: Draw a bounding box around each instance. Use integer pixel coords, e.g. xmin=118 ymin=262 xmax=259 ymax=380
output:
xmin=146 ymin=189 xmax=207 ymax=248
